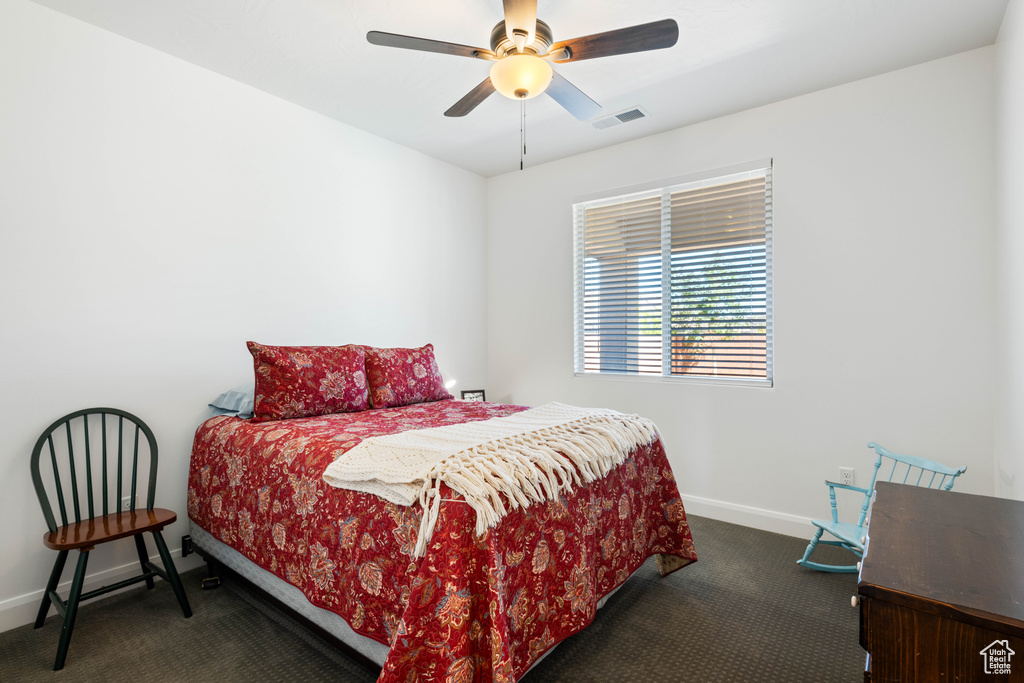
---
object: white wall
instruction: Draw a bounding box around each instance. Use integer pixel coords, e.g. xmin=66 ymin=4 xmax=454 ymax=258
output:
xmin=996 ymin=0 xmax=1024 ymax=500
xmin=0 ymin=1 xmax=487 ymax=631
xmin=486 ymin=48 xmax=997 ymax=536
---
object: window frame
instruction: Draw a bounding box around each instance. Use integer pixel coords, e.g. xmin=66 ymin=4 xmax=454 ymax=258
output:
xmin=572 ymin=160 xmax=773 ymax=388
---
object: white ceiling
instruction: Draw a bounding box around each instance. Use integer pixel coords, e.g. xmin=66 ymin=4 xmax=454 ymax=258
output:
xmin=30 ymin=0 xmax=1009 ymax=177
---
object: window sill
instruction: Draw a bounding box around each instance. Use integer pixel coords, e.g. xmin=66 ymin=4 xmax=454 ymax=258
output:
xmin=572 ymin=371 xmax=772 ymax=389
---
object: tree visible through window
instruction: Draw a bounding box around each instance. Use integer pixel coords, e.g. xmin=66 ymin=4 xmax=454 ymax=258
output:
xmin=573 ymin=164 xmax=773 ymax=384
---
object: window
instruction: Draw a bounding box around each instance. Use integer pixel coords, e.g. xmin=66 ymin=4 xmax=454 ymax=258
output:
xmin=573 ymin=162 xmax=773 ymax=385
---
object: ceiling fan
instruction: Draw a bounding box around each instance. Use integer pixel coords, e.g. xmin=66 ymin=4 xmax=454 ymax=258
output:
xmin=367 ymin=0 xmax=679 ymax=121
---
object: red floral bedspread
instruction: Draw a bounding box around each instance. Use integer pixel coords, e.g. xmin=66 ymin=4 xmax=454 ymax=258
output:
xmin=187 ymin=399 xmax=696 ymax=683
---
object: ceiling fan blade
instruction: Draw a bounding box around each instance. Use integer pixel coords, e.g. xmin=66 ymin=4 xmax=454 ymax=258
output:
xmin=444 ymin=78 xmax=497 ymax=117
xmin=503 ymin=0 xmax=537 ymax=49
xmin=545 ymin=71 xmax=602 ymax=121
xmin=367 ymin=31 xmax=495 ymax=60
xmin=549 ymin=19 xmax=678 ymax=63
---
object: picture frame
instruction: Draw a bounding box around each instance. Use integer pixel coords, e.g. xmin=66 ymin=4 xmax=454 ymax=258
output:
xmin=461 ymin=389 xmax=486 ymax=402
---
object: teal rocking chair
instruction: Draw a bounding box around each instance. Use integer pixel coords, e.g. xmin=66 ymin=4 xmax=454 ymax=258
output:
xmin=796 ymin=441 xmax=966 ymax=573
xmin=30 ymin=408 xmax=192 ymax=670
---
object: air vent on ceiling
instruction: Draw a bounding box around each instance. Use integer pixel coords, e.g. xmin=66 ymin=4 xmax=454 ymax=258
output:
xmin=592 ymin=106 xmax=651 ymax=130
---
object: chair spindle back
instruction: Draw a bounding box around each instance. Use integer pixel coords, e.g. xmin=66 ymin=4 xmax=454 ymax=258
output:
xmin=868 ymin=439 xmax=964 ymax=492
xmin=30 ymin=408 xmax=159 ymax=534
xmin=852 ymin=442 xmax=966 ymax=529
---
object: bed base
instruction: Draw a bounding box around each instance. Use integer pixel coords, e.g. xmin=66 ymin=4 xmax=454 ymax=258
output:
xmin=184 ymin=519 xmax=637 ymax=681
xmin=184 ymin=521 xmax=387 ymax=672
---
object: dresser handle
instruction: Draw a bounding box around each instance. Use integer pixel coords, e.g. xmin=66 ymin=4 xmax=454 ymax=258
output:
xmin=851 ymin=595 xmax=860 ymax=607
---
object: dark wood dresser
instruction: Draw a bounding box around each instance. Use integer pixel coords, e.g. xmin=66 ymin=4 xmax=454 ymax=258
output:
xmin=858 ymin=481 xmax=1024 ymax=681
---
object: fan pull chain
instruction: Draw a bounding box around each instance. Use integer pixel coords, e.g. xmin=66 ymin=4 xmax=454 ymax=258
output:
xmin=520 ymin=98 xmax=526 ymax=171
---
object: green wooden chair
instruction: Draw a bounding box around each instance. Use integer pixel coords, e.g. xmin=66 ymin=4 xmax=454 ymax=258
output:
xmin=796 ymin=441 xmax=966 ymax=573
xmin=29 ymin=408 xmax=192 ymax=670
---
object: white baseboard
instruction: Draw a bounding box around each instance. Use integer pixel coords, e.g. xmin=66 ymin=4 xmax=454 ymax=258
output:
xmin=680 ymin=493 xmax=813 ymax=540
xmin=0 ymin=548 xmax=204 ymax=634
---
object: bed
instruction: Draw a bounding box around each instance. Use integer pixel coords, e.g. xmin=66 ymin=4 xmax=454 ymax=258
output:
xmin=186 ymin=343 xmax=697 ymax=683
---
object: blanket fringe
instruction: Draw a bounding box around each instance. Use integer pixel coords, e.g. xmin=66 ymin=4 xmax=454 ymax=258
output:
xmin=413 ymin=412 xmax=659 ymax=558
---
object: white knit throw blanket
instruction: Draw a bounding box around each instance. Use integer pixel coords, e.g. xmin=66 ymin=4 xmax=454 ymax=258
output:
xmin=322 ymin=402 xmax=659 ymax=557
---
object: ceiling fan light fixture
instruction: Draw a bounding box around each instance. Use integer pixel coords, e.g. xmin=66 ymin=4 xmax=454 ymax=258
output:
xmin=489 ymin=53 xmax=552 ymax=100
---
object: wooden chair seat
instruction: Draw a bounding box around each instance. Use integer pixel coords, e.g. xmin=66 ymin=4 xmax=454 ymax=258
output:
xmin=808 ymin=519 xmax=862 ymax=548
xmin=44 ymin=508 xmax=177 ymax=551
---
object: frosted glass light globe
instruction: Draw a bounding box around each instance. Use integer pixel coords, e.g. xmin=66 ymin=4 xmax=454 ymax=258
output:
xmin=489 ymin=54 xmax=553 ymax=100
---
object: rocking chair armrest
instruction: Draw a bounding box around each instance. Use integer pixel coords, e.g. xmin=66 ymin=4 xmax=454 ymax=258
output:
xmin=823 ymin=480 xmax=871 ymax=523
xmin=824 ymin=480 xmax=869 ymax=495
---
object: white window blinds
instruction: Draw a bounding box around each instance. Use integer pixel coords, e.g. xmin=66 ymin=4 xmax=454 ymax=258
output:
xmin=573 ymin=164 xmax=773 ymax=385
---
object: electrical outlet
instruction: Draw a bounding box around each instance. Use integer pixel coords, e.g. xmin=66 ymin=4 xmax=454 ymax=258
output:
xmin=121 ymin=495 xmax=134 ymax=511
xmin=839 ymin=467 xmax=855 ymax=486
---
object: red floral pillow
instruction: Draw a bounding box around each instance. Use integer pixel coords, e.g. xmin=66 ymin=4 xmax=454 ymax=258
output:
xmin=364 ymin=344 xmax=452 ymax=409
xmin=247 ymin=342 xmax=369 ymax=421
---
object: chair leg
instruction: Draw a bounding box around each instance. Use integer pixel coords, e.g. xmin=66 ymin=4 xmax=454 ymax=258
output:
xmin=797 ymin=529 xmax=861 ymax=573
xmin=54 ymin=549 xmax=89 ymax=671
xmin=35 ymin=550 xmax=69 ymax=628
xmin=151 ymin=531 xmax=192 ymax=618
xmin=133 ymin=534 xmax=156 ymax=590
xmin=796 ymin=528 xmax=825 ymax=567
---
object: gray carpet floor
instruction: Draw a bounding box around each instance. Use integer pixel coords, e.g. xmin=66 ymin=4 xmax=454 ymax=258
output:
xmin=0 ymin=515 xmax=863 ymax=682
